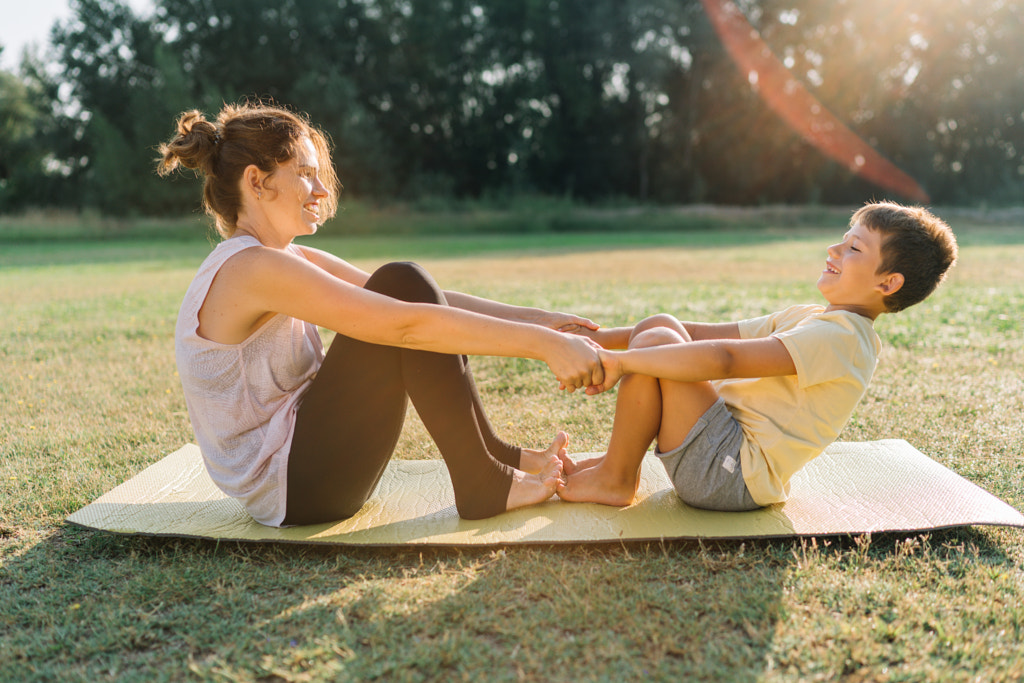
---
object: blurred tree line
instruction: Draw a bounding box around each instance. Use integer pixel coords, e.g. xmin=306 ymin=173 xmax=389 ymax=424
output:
xmin=1 ymin=0 xmax=1022 ymax=215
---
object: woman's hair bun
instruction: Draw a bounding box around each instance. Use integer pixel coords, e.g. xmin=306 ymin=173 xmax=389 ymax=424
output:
xmin=157 ymin=110 xmax=220 ymax=176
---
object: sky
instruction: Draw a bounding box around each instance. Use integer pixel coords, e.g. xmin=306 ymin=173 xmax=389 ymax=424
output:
xmin=0 ymin=0 xmax=155 ymax=70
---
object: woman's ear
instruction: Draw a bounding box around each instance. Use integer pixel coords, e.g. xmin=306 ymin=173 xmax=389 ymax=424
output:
xmin=243 ymin=165 xmax=264 ymax=199
xmin=878 ymin=272 xmax=905 ymax=295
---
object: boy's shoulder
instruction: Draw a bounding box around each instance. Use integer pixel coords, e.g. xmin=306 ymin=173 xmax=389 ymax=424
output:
xmin=772 ymin=304 xmax=875 ymax=330
xmin=761 ymin=304 xmax=879 ymax=353
xmin=772 ymin=306 xmax=881 ymax=383
xmin=771 ymin=303 xmax=826 ymax=323
xmin=788 ymin=305 xmax=877 ymax=339
xmin=743 ymin=305 xmax=876 ymax=348
xmin=778 ymin=306 xmax=881 ymax=363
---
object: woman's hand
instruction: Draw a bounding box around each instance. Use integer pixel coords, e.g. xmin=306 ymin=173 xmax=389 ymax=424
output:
xmin=585 ymin=350 xmax=625 ymax=395
xmin=546 ymin=334 xmax=605 ymax=393
xmin=535 ymin=310 xmax=600 ymax=334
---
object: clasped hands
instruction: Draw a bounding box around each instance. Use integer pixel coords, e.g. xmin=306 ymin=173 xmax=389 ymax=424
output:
xmin=551 ymin=331 xmax=623 ymax=396
xmin=556 ymin=345 xmax=624 ymax=395
xmin=544 ymin=313 xmax=622 ymax=395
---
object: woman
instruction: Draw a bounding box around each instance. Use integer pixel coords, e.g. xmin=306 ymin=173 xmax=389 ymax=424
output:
xmin=157 ymin=102 xmax=602 ymax=526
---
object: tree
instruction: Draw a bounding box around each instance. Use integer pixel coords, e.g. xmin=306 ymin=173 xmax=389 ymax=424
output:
xmin=22 ymin=0 xmax=1024 ymax=212
xmin=0 ymin=70 xmax=39 ymax=205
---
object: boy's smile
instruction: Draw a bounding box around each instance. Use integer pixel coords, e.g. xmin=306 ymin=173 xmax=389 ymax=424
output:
xmin=817 ymin=221 xmax=903 ymax=319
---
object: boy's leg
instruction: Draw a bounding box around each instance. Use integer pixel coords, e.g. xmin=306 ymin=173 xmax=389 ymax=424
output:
xmin=627 ymin=313 xmax=720 ymax=451
xmin=557 ymin=324 xmax=718 ymax=506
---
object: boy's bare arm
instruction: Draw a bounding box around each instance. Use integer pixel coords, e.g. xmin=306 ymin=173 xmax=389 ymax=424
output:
xmin=590 ymin=336 xmax=795 ymax=393
xmin=580 ymin=321 xmax=740 ymax=349
xmin=625 ymin=336 xmax=795 ymax=382
xmin=682 ymin=321 xmax=742 ymax=341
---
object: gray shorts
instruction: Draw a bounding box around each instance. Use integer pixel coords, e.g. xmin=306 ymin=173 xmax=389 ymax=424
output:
xmin=655 ymin=398 xmax=762 ymax=512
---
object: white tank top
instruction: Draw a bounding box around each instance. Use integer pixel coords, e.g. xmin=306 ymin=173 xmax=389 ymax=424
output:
xmin=174 ymin=235 xmax=324 ymax=526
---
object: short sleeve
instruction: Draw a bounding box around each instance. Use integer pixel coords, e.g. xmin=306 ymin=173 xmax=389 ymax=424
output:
xmin=774 ymin=313 xmax=878 ymax=389
xmin=737 ymin=304 xmax=824 ymax=340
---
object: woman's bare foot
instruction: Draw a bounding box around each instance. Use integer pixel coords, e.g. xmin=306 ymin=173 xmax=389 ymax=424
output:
xmin=520 ymin=431 xmax=570 ymax=474
xmin=505 ymin=456 xmax=563 ymax=512
xmin=556 ymin=460 xmax=639 ymax=507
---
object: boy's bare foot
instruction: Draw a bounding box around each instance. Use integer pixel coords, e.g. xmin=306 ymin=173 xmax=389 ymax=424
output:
xmin=505 ymin=456 xmax=563 ymax=512
xmin=520 ymin=431 xmax=569 ymax=474
xmin=556 ymin=461 xmax=639 ymax=507
xmin=568 ymin=455 xmax=603 ymax=473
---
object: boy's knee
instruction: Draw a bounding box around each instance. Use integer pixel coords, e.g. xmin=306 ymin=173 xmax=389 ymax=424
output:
xmin=630 ymin=326 xmax=685 ymax=349
xmin=631 ymin=313 xmax=684 ymax=340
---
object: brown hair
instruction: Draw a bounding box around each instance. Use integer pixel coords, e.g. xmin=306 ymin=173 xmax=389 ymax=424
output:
xmin=157 ymin=102 xmax=340 ymax=238
xmin=852 ymin=201 xmax=958 ymax=313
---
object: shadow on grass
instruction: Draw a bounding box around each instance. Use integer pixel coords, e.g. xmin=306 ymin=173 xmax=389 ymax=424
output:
xmin=2 ymin=524 xmax=1013 ymax=681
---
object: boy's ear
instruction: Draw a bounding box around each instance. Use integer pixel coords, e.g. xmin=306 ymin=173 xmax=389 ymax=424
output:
xmin=877 ymin=272 xmax=905 ymax=296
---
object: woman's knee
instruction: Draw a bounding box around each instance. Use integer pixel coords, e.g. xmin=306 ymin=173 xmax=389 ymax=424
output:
xmin=365 ymin=261 xmax=444 ymax=304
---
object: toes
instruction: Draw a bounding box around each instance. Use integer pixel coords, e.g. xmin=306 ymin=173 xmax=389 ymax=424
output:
xmin=547 ymin=431 xmax=569 ymax=456
xmin=541 ymin=458 xmax=563 ymax=480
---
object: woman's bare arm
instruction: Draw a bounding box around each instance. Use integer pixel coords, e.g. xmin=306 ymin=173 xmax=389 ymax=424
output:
xmin=201 ymin=246 xmax=604 ymax=390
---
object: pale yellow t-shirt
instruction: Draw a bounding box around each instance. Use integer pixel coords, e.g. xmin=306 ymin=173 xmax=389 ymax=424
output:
xmin=715 ymin=304 xmax=881 ymax=505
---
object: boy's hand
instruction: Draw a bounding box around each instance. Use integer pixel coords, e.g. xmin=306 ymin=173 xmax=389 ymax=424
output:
xmin=586 ymin=350 xmax=624 ymax=395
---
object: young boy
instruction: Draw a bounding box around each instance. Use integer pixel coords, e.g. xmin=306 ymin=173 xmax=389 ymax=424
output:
xmin=559 ymin=201 xmax=958 ymax=511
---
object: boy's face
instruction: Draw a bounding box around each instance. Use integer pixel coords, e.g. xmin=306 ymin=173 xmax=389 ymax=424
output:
xmin=817 ymin=221 xmax=901 ymax=318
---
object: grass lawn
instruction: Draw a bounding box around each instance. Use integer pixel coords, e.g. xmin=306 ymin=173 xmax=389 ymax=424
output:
xmin=1 ymin=214 xmax=1023 ymax=681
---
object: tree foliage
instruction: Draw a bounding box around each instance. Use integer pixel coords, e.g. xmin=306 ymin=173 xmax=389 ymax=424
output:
xmin=1 ymin=0 xmax=1022 ymax=213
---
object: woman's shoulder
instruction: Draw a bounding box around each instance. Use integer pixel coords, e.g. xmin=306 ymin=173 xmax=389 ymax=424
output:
xmin=211 ymin=236 xmax=305 ymax=271
xmin=198 ymin=234 xmax=263 ymax=268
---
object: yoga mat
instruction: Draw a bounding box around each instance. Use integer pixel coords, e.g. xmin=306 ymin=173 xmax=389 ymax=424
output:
xmin=67 ymin=440 xmax=1024 ymax=546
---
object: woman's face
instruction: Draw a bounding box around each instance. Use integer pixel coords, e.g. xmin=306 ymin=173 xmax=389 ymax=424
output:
xmin=261 ymin=136 xmax=330 ymax=238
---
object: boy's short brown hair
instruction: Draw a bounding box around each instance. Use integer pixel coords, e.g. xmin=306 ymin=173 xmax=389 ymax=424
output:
xmin=852 ymin=201 xmax=959 ymax=313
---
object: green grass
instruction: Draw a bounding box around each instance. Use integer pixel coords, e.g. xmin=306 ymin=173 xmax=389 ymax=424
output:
xmin=0 ymin=200 xmax=858 ymax=243
xmin=2 ymin=213 xmax=1023 ymax=681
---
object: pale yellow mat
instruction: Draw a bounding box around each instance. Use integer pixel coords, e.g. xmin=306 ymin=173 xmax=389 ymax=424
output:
xmin=67 ymin=440 xmax=1024 ymax=546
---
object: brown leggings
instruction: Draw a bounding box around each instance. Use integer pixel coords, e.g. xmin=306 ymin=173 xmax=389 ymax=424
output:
xmin=282 ymin=262 xmax=521 ymax=524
